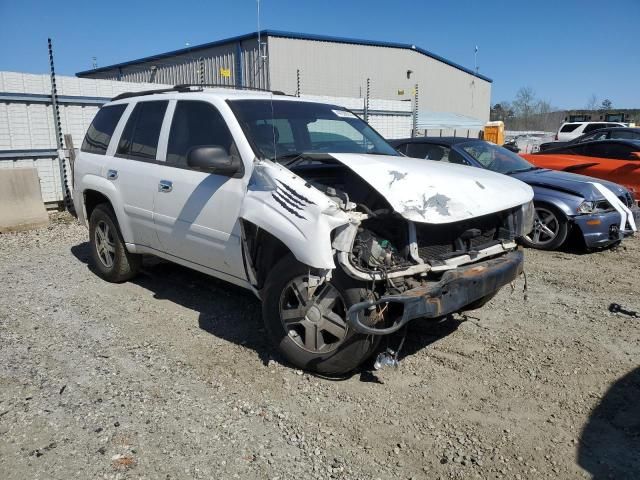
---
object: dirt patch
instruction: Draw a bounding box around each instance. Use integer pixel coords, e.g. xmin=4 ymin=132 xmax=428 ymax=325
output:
xmin=1 ymin=213 xmax=638 ymax=479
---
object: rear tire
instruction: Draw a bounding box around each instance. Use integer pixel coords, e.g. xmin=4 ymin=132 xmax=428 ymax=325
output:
xmin=520 ymin=203 xmax=569 ymax=251
xmin=262 ymin=255 xmax=380 ymax=375
xmin=89 ymin=204 xmax=141 ymax=283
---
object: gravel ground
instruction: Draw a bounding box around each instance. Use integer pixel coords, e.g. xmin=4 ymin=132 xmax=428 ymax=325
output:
xmin=1 ymin=213 xmax=639 ymax=480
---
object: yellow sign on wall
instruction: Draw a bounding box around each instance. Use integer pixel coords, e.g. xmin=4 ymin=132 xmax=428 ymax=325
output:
xmin=220 ymin=68 xmax=231 ymax=78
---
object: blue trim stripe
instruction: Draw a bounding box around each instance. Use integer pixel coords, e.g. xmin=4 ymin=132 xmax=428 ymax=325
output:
xmin=76 ymin=30 xmax=492 ymax=83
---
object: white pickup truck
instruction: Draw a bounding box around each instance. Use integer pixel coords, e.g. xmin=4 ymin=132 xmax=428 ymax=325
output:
xmin=73 ymin=85 xmax=534 ymax=374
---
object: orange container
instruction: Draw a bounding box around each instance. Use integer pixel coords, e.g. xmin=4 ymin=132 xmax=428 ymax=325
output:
xmin=484 ymin=121 xmax=505 ymax=145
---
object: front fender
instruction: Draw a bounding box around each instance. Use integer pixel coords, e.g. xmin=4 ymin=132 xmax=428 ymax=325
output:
xmin=240 ymin=161 xmax=350 ymax=269
xmin=531 ymin=186 xmax=580 ymax=218
xmin=78 ymin=174 xmax=135 ymax=243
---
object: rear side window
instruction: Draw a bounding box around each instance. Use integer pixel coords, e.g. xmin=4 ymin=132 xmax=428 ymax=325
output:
xmin=81 ymin=104 xmax=127 ymax=155
xmin=560 ymin=124 xmax=580 ymax=133
xmin=612 ymin=130 xmax=640 ymax=140
xmin=406 ymin=143 xmax=445 ymax=160
xmin=583 ymin=123 xmax=609 ymax=133
xmin=576 ymin=142 xmax=635 ymax=159
xmin=167 ymin=101 xmax=233 ymax=167
xmin=403 ymin=143 xmax=468 ymax=165
xmin=577 ymin=131 xmax=608 ymax=143
xmin=117 ymin=101 xmax=168 ymax=160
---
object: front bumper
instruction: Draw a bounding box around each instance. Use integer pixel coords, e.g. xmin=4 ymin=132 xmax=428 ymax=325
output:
xmin=346 ymin=249 xmax=524 ymax=335
xmin=573 ymin=207 xmax=639 ymax=248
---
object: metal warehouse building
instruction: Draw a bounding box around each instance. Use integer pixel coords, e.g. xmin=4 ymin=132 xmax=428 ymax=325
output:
xmin=77 ymin=30 xmax=492 ymax=122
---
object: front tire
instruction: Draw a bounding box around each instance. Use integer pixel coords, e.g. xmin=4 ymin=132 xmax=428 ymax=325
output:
xmin=262 ymin=255 xmax=380 ymax=375
xmin=521 ymin=203 xmax=569 ymax=251
xmin=89 ymin=204 xmax=141 ymax=283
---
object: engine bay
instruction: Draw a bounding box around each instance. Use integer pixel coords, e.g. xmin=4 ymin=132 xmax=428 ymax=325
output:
xmin=291 ymin=161 xmax=518 ymax=278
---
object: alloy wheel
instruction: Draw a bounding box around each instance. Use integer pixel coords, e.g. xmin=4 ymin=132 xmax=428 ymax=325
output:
xmin=279 ymin=277 xmax=349 ymax=354
xmin=524 ymin=207 xmax=560 ymax=247
xmin=94 ymin=220 xmax=116 ymax=268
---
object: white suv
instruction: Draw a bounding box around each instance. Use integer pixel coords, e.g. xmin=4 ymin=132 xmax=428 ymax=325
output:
xmin=73 ymin=85 xmax=534 ymax=374
xmin=556 ymin=122 xmax=626 ymax=141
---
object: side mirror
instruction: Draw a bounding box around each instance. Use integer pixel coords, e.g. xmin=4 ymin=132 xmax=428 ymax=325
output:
xmin=187 ymin=146 xmax=243 ymax=177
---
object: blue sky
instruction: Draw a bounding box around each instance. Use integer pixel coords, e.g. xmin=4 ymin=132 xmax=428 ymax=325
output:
xmin=1 ymin=0 xmax=638 ymax=109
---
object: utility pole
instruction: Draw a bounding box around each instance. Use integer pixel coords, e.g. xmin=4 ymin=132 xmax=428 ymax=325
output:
xmin=48 ymin=38 xmax=74 ymax=213
xmin=364 ymin=78 xmax=370 ymax=123
xmin=412 ymin=84 xmax=419 ymax=138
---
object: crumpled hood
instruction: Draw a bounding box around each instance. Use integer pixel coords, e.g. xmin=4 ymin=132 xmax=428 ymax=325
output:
xmin=512 ymin=168 xmax=628 ymax=200
xmin=330 ymin=153 xmax=533 ymax=224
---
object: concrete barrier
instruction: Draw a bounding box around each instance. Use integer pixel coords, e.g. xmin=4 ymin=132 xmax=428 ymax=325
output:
xmin=0 ymin=168 xmax=49 ymax=233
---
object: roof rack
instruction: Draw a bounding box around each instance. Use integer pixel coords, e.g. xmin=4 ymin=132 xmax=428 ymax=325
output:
xmin=176 ymin=83 xmax=287 ymax=95
xmin=111 ymin=83 xmax=286 ymax=101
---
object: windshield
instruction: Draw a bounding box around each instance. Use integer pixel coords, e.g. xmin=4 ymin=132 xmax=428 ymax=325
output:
xmin=461 ymin=141 xmax=536 ymax=174
xmin=228 ymin=99 xmax=399 ymax=161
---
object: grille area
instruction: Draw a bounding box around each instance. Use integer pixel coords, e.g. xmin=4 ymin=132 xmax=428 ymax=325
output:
xmin=415 ymin=209 xmax=515 ymax=264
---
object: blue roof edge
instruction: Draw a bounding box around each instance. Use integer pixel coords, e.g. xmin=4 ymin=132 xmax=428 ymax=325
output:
xmin=76 ymin=30 xmax=493 ymax=83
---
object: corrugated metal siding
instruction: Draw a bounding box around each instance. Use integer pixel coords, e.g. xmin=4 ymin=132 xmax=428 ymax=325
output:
xmin=240 ymin=38 xmax=270 ymax=90
xmin=0 ymin=72 xmax=171 ymax=203
xmin=75 ymin=34 xmax=489 ymax=120
xmin=85 ymin=43 xmax=241 ymax=87
xmin=267 ymin=37 xmax=491 ymax=122
xmin=82 ymin=40 xmax=271 ymax=90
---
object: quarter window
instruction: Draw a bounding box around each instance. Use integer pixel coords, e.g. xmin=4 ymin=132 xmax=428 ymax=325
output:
xmin=81 ymin=104 xmax=127 ymax=155
xmin=560 ymin=124 xmax=580 ymax=133
xmin=117 ymin=101 xmax=168 ymax=160
xmin=167 ymin=101 xmax=234 ymax=167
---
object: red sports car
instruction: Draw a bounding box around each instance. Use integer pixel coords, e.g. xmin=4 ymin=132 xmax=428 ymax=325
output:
xmin=522 ymin=139 xmax=640 ymax=202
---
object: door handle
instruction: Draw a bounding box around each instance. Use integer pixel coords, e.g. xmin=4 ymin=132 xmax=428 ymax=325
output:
xmin=158 ymin=180 xmax=173 ymax=193
xmin=107 ymin=169 xmax=118 ymax=180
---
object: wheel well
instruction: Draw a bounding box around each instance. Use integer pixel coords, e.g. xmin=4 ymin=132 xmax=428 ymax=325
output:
xmin=241 ymin=220 xmax=292 ymax=290
xmin=533 ymin=200 xmax=569 ymax=221
xmin=84 ymin=190 xmax=112 ymax=220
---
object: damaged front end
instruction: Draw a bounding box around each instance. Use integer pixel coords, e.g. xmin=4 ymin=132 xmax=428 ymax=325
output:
xmin=242 ymin=154 xmax=533 ymax=336
xmin=331 ymin=202 xmax=531 ymax=334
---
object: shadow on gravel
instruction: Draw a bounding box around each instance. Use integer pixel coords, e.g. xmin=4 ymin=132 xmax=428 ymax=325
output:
xmin=70 ymin=242 xmax=270 ymax=364
xmin=578 ymin=367 xmax=640 ymax=479
xmin=348 ymin=316 xmax=462 ymax=384
xmin=71 ymin=242 xmax=462 ymax=381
